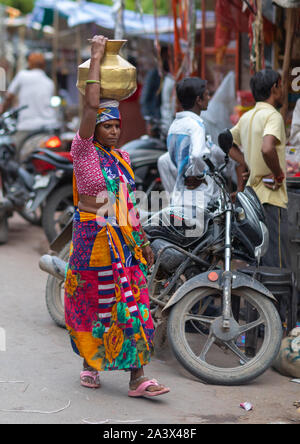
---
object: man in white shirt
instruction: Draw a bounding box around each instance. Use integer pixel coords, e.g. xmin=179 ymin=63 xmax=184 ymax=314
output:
xmin=0 ymin=52 xmax=58 ymax=151
xmin=167 ymin=77 xmax=224 ymax=207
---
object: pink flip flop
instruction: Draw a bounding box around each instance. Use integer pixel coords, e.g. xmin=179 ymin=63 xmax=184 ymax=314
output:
xmin=80 ymin=370 xmax=101 ymax=389
xmin=128 ymin=379 xmax=170 ymax=398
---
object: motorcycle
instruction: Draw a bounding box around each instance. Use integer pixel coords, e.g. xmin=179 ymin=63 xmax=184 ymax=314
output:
xmin=143 ymin=129 xmax=282 ymax=385
xmin=0 ymin=105 xmax=41 ymax=243
xmin=0 ymin=106 xmax=75 ymax=244
xmin=25 ymin=148 xmax=74 ymax=243
xmin=39 ymin=129 xmax=283 ymax=385
xmin=18 ymin=96 xmax=77 ymax=163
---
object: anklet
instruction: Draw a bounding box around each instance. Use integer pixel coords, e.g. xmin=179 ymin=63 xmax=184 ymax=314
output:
xmin=130 ymin=375 xmax=147 ymax=385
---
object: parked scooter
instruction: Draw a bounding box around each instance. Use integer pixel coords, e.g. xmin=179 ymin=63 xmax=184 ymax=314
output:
xmin=39 ymin=130 xmax=283 ymax=385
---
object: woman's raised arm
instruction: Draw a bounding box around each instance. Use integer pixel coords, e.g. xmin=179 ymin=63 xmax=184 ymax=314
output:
xmin=79 ymin=35 xmax=108 ymax=139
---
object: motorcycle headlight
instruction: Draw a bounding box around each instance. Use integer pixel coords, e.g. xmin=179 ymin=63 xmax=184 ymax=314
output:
xmin=254 ymin=222 xmax=269 ymax=262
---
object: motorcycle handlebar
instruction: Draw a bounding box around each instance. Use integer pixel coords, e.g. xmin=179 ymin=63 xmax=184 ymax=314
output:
xmin=2 ymin=105 xmax=28 ymax=120
xmin=203 ymin=155 xmax=216 ymax=173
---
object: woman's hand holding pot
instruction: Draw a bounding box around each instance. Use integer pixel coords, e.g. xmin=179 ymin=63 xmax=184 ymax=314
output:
xmin=90 ymin=35 xmax=108 ymax=61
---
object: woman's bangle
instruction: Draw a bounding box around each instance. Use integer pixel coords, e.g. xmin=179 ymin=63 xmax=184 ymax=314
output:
xmin=86 ymin=80 xmax=101 ymax=85
xmin=141 ymin=241 xmax=150 ymax=248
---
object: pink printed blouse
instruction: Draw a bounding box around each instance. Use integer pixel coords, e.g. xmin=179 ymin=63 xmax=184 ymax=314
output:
xmin=71 ymin=131 xmax=131 ymax=197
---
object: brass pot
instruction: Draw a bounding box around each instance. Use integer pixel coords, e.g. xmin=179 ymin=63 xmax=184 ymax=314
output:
xmin=77 ymin=40 xmax=137 ymax=101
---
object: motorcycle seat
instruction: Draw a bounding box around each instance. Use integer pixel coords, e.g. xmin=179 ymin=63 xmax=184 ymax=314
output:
xmin=30 ymin=152 xmax=73 ymax=172
xmin=35 ymin=148 xmax=72 ymax=165
xmin=144 ymin=206 xmax=212 ymax=249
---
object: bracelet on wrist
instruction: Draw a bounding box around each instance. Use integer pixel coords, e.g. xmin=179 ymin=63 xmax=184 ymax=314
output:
xmin=85 ymin=80 xmax=101 ymax=85
xmin=142 ymin=241 xmax=150 ymax=248
xmin=275 ymin=173 xmax=285 ymax=184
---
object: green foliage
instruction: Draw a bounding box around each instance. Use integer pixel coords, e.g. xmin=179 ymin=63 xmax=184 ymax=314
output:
xmin=0 ymin=0 xmax=35 ymax=14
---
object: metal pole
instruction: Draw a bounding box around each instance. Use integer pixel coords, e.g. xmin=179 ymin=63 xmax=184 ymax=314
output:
xmin=76 ymin=23 xmax=83 ymax=117
xmin=281 ymin=8 xmax=295 ymax=123
xmin=113 ymin=0 xmax=125 ymax=40
xmin=0 ymin=5 xmax=6 ymax=61
xmin=52 ymin=8 xmax=59 ymax=94
xmin=201 ymin=0 xmax=206 ymax=80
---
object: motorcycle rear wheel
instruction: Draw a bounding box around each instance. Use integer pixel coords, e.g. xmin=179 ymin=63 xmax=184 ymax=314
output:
xmin=167 ymin=287 xmax=282 ymax=385
xmin=45 ymin=242 xmax=70 ymax=328
xmin=42 ymin=185 xmax=74 ymax=243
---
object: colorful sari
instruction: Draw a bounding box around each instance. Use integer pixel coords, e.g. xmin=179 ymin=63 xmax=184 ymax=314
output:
xmin=64 ymin=141 xmax=154 ymax=371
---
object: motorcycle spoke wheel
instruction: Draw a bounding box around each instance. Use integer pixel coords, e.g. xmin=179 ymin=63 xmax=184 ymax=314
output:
xmin=167 ymin=287 xmax=282 ymax=385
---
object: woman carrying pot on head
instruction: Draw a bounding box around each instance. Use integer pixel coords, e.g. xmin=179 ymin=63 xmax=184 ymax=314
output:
xmin=64 ymin=35 xmax=170 ymax=398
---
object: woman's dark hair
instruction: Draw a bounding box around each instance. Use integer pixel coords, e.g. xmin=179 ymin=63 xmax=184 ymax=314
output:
xmin=176 ymin=77 xmax=207 ymax=110
xmin=250 ymin=69 xmax=281 ymax=102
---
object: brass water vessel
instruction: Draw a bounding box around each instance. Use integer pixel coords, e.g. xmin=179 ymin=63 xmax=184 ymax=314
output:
xmin=77 ymin=40 xmax=137 ymax=101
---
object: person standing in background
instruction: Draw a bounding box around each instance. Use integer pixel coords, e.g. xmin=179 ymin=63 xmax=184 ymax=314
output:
xmin=140 ymin=47 xmax=170 ymax=137
xmin=229 ymin=69 xmax=290 ymax=268
xmin=289 ymin=98 xmax=300 ymax=147
xmin=0 ymin=52 xmax=58 ymax=152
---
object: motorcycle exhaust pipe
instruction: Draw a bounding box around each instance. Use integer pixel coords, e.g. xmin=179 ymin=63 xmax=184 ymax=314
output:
xmin=39 ymin=255 xmax=67 ymax=281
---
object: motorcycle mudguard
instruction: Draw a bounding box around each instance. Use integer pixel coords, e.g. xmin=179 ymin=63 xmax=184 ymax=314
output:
xmin=162 ymin=268 xmax=276 ymax=312
xmin=28 ymin=175 xmax=59 ymax=212
xmin=50 ymin=218 xmax=73 ymax=253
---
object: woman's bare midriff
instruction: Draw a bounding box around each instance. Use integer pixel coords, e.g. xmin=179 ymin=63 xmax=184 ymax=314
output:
xmin=78 ymin=194 xmax=109 ymax=216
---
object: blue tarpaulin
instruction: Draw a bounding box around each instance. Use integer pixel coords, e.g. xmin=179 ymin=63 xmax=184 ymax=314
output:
xmin=30 ymin=0 xmax=215 ymax=37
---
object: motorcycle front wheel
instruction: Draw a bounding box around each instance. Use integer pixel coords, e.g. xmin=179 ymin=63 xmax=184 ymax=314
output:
xmin=167 ymin=287 xmax=282 ymax=386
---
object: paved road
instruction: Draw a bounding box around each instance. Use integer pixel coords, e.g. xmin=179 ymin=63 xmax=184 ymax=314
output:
xmin=0 ymin=214 xmax=299 ymax=425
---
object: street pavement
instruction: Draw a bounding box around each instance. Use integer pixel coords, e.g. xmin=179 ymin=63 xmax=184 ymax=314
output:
xmin=0 ymin=214 xmax=299 ymax=425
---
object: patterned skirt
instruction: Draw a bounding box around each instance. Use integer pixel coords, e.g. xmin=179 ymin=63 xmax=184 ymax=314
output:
xmin=64 ymin=210 xmax=154 ymax=371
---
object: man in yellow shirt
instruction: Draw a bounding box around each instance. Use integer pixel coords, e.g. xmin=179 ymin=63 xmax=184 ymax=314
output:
xmin=229 ymin=69 xmax=289 ymax=268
